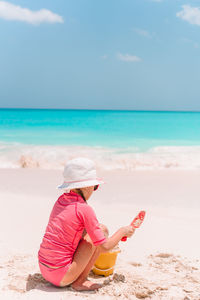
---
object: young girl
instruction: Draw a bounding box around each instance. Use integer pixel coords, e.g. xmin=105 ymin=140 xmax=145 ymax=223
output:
xmin=38 ymin=157 xmax=134 ymax=291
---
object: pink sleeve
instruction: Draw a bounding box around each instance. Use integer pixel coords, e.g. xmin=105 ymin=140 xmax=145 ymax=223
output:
xmin=77 ymin=204 xmax=106 ymax=246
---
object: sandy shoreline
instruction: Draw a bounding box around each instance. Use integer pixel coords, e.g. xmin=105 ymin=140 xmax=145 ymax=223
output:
xmin=0 ymin=168 xmax=200 ymax=299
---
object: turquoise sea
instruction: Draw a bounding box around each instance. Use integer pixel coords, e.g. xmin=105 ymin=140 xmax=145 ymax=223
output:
xmin=0 ymin=109 xmax=200 ymax=170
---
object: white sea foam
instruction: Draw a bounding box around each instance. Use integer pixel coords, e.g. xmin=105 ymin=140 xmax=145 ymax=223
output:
xmin=0 ymin=141 xmax=200 ymax=170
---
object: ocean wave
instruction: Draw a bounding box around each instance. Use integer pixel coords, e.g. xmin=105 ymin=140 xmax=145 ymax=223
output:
xmin=0 ymin=141 xmax=200 ymax=170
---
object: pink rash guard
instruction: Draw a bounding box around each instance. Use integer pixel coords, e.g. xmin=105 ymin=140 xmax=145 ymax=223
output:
xmin=38 ymin=191 xmax=106 ymax=268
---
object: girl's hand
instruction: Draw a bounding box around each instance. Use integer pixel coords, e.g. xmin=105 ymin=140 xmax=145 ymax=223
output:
xmin=122 ymin=226 xmax=135 ymax=238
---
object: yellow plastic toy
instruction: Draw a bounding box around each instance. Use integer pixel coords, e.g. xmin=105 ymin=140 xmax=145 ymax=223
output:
xmin=92 ymin=248 xmax=121 ymax=277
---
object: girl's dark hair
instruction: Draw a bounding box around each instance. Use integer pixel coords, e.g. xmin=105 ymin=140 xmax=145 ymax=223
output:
xmin=76 ymin=188 xmax=86 ymax=201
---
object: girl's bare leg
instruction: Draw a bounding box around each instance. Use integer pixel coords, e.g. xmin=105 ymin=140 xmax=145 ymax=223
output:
xmin=71 ymin=243 xmax=102 ymax=291
xmin=60 ymin=224 xmax=108 ymax=291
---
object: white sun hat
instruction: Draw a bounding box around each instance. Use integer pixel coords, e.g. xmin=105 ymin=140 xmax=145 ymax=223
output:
xmin=57 ymin=157 xmax=104 ymax=190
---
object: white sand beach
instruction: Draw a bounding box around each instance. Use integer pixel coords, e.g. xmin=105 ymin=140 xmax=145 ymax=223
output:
xmin=0 ymin=168 xmax=200 ymax=299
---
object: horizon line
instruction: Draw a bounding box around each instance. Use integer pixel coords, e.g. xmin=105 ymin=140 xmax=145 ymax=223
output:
xmin=0 ymin=107 xmax=200 ymax=113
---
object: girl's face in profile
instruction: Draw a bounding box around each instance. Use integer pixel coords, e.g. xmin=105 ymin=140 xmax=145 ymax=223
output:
xmin=82 ymin=186 xmax=95 ymax=200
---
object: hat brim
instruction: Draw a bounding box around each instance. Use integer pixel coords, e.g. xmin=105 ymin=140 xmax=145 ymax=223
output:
xmin=57 ymin=178 xmax=104 ymax=190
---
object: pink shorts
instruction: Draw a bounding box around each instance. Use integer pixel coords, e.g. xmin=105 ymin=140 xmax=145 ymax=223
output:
xmin=39 ymin=262 xmax=71 ymax=287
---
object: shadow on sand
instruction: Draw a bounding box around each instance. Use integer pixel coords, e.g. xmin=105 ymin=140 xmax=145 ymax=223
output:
xmin=26 ymin=272 xmax=100 ymax=295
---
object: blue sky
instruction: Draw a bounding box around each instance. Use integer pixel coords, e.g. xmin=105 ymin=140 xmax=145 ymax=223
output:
xmin=0 ymin=0 xmax=200 ymax=111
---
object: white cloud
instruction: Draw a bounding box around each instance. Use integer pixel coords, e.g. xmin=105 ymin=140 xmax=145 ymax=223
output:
xmin=180 ymin=37 xmax=199 ymax=48
xmin=0 ymin=1 xmax=64 ymax=25
xmin=117 ymin=53 xmax=141 ymax=62
xmin=133 ymin=28 xmax=152 ymax=38
xmin=101 ymin=55 xmax=108 ymax=60
xmin=177 ymin=5 xmax=200 ymax=26
xmin=181 ymin=37 xmax=192 ymax=43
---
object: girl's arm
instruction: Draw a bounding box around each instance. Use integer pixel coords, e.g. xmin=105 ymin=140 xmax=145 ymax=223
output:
xmin=98 ymin=226 xmax=135 ymax=252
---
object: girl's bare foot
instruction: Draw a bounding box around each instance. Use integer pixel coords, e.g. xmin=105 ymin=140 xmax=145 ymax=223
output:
xmin=71 ymin=279 xmax=102 ymax=291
